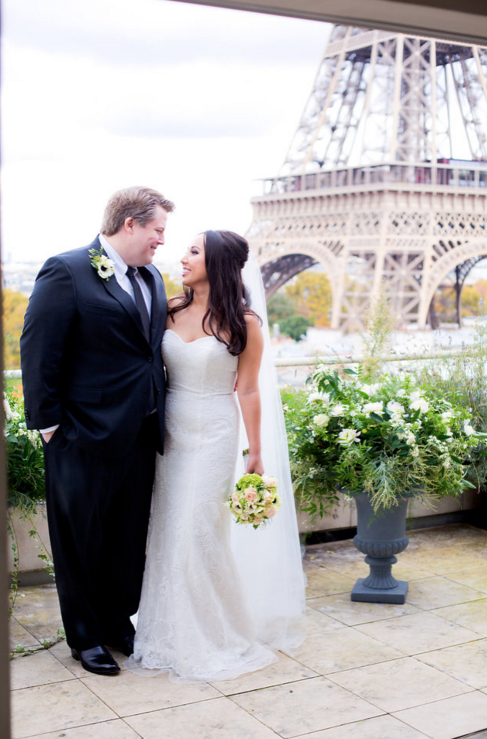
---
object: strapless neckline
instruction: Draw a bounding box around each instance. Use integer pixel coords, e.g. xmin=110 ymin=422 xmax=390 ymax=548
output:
xmin=165 ymin=329 xmax=215 ymax=346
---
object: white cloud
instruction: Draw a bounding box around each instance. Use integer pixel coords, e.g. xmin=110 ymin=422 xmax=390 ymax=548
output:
xmin=3 ymin=0 xmax=328 ymax=66
xmin=1 ymin=0 xmax=330 ymax=264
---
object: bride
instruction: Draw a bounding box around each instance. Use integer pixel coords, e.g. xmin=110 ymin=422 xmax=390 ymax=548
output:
xmin=129 ymin=230 xmax=306 ymax=682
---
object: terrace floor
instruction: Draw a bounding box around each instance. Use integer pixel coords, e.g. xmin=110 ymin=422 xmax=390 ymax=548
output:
xmin=9 ymin=524 xmax=487 ymax=739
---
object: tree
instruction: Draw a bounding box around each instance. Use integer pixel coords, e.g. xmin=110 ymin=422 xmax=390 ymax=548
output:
xmin=161 ymin=274 xmax=182 ymax=299
xmin=284 ymin=272 xmax=332 ymax=326
xmin=3 ymin=289 xmax=29 ymax=369
xmin=432 ymin=279 xmax=487 ymax=321
xmin=462 ymin=280 xmax=487 ymax=316
xmin=279 ymin=314 xmax=312 ymax=342
xmin=267 ymin=293 xmax=296 ymax=327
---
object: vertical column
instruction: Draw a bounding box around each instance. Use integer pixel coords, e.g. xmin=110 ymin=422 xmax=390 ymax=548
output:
xmin=389 ymin=35 xmax=404 ymax=163
xmin=371 ymin=193 xmax=389 ymax=302
xmin=417 ymin=195 xmax=436 ymax=328
xmin=0 ymin=0 xmax=12 ymax=725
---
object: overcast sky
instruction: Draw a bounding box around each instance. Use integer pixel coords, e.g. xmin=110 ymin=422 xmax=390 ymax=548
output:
xmin=1 ymin=0 xmax=330 ymax=268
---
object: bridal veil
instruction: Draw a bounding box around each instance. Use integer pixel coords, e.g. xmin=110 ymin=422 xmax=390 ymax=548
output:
xmin=232 ymin=250 xmax=307 ymax=652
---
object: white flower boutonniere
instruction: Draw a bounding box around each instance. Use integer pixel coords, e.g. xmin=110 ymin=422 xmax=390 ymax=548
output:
xmin=89 ymin=247 xmax=115 ymax=281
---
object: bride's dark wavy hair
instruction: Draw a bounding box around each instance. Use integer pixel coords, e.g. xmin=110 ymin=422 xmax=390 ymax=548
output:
xmin=169 ymin=230 xmax=260 ymax=356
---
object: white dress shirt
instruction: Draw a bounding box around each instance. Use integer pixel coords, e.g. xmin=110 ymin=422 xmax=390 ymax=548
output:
xmin=99 ymin=234 xmax=152 ymax=316
xmin=39 ymin=235 xmax=153 ymax=434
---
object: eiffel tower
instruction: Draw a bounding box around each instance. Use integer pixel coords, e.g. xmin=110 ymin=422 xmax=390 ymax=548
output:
xmin=248 ymin=26 xmax=487 ymax=330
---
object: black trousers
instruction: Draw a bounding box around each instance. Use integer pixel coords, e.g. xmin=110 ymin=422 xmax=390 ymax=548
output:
xmin=42 ymin=414 xmax=159 ymax=650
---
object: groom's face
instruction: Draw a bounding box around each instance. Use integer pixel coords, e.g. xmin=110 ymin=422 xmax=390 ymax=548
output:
xmin=125 ymin=206 xmax=168 ymax=267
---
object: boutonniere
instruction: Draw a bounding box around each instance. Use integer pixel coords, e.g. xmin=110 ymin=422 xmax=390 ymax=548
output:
xmin=89 ymin=247 xmax=115 ymax=281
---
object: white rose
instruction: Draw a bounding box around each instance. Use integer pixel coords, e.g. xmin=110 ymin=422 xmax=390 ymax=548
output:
xmin=387 ymin=401 xmax=404 ymax=415
xmin=396 ymin=389 xmax=406 ymax=397
xmin=464 ymin=421 xmax=475 ymax=436
xmin=410 ymin=391 xmax=422 ymax=403
xmin=411 ymin=398 xmax=429 ymax=414
xmin=441 ymin=411 xmax=454 ymax=422
xmin=363 ymin=401 xmax=384 ymax=414
xmin=313 ymin=414 xmax=330 ymax=428
xmin=331 ymin=403 xmax=345 ymax=416
xmin=262 ymin=475 xmax=278 ymax=489
xmin=360 ymin=384 xmax=373 ymax=397
xmin=308 ymin=391 xmax=331 ymax=405
xmin=338 ymin=428 xmax=360 ymax=446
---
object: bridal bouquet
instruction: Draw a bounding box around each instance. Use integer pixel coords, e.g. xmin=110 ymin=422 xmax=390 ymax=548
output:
xmin=227 ymin=473 xmax=281 ymax=529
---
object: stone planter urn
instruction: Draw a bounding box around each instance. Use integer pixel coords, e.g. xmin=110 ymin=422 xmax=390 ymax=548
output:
xmin=351 ymin=492 xmax=410 ymax=604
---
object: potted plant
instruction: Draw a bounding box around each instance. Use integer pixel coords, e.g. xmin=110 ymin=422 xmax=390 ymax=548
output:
xmin=4 ymin=390 xmax=52 ymax=615
xmin=284 ymin=366 xmax=486 ymax=603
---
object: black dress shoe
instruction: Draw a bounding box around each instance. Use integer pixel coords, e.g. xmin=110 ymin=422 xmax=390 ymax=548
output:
xmin=106 ymin=635 xmax=134 ymax=657
xmin=71 ymin=646 xmax=120 ymax=675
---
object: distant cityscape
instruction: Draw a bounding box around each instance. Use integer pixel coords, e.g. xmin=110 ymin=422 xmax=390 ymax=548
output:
xmin=1 ymin=259 xmax=184 ymax=298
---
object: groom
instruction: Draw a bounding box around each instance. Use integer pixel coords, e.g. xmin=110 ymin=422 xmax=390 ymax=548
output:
xmin=20 ymin=187 xmax=174 ymax=675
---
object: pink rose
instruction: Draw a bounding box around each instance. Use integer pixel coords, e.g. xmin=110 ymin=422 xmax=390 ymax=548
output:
xmin=231 ymin=492 xmax=240 ymax=503
xmin=244 ymin=487 xmax=257 ymax=502
xmin=264 ymin=491 xmax=273 ymax=503
xmin=264 ymin=505 xmax=277 ymax=518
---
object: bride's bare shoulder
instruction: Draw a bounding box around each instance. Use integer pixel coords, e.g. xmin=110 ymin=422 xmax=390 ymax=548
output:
xmin=167 ymin=294 xmax=186 ymax=309
xmin=244 ymin=311 xmax=261 ymax=325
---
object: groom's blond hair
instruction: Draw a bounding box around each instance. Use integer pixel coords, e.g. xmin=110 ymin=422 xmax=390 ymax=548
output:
xmin=101 ymin=187 xmax=175 ymax=236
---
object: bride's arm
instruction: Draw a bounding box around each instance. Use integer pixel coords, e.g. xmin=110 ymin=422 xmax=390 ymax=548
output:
xmin=237 ymin=315 xmax=264 ymax=475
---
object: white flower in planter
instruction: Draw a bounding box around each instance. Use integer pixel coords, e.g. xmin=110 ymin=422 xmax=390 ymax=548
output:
xmin=331 ymin=403 xmax=345 ymax=416
xmin=360 ymin=383 xmax=379 ymax=396
xmin=411 ymin=397 xmax=429 ymax=413
xmin=3 ymin=396 xmax=20 ymax=421
xmin=363 ymin=401 xmax=384 ymax=414
xmin=387 ymin=401 xmax=404 ymax=415
xmin=338 ymin=428 xmax=361 ymax=445
xmin=441 ymin=410 xmax=454 ymax=422
xmin=313 ymin=414 xmax=330 ymax=427
xmin=308 ymin=391 xmax=331 ymax=405
xmin=464 ymin=421 xmax=476 ymax=436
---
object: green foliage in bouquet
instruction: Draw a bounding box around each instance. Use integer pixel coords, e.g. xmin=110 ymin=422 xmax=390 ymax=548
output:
xmin=283 ymin=365 xmax=487 ymax=517
xmin=235 ymin=473 xmax=264 ymax=491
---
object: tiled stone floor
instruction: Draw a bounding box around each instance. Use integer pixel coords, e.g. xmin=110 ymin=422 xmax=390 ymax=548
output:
xmin=9 ymin=524 xmax=487 ymax=739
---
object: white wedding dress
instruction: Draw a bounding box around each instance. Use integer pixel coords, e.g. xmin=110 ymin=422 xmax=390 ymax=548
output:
xmin=129 ymin=329 xmax=278 ymax=682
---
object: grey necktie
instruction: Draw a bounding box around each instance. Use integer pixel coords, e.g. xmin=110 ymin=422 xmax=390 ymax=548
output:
xmin=126 ymin=267 xmax=150 ymax=341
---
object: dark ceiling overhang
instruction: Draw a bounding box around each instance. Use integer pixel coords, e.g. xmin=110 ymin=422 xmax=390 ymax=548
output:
xmin=173 ymin=0 xmax=487 ymax=46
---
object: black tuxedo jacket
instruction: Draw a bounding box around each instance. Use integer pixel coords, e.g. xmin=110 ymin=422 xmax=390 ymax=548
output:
xmin=20 ymin=236 xmax=167 ymax=460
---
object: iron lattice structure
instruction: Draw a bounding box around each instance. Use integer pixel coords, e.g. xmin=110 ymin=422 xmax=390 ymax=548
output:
xmin=248 ymin=26 xmax=487 ymax=330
